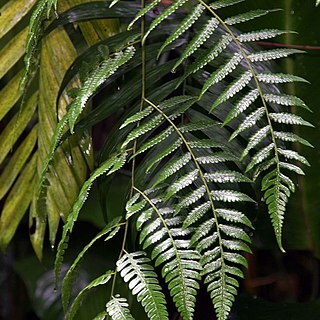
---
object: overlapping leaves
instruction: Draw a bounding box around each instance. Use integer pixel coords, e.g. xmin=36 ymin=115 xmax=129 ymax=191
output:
xmin=15 ymin=1 xmax=313 ymax=320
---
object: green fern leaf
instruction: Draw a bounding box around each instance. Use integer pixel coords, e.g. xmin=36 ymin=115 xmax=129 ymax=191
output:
xmin=200 ymin=53 xmax=243 ymax=99
xmin=165 ymin=169 xmax=199 ymax=201
xmin=211 ymin=0 xmax=245 ymax=10
xmin=130 ymin=188 xmax=201 ymax=320
xmin=158 ymin=4 xmax=205 ymax=57
xmin=245 ymin=143 xmax=274 ymax=172
xmin=279 ymin=162 xmax=305 ymax=175
xmin=274 ymin=131 xmax=313 ymax=147
xmin=106 ymin=296 xmax=135 ymax=320
xmin=204 ymin=171 xmax=252 ymax=183
xmin=143 ymin=0 xmax=189 ymax=43
xmin=120 ymin=106 xmax=153 ymax=129
xmin=223 ymin=89 xmax=259 ymax=126
xmin=237 ymin=29 xmax=290 ymax=42
xmin=211 ymin=190 xmax=254 ymax=203
xmin=241 ymin=125 xmax=270 ymax=160
xmin=117 ymin=251 xmax=169 ymax=320
xmin=173 ymin=17 xmax=220 ymax=71
xmin=183 ymin=201 xmax=211 ymax=228
xmin=61 ymin=217 xmax=122 ymax=311
xmin=68 ymin=46 xmax=136 ymax=133
xmin=211 ymin=71 xmax=253 ymax=110
xmin=128 ymin=0 xmax=161 ymax=30
xmin=225 ymin=9 xmax=277 ymax=25
xmin=54 ymin=153 xmax=127 ymax=287
xmin=152 ymin=153 xmax=192 ymax=186
xmin=278 ymin=148 xmax=310 ymax=166
xmin=69 ymin=271 xmax=113 ymax=320
xmin=264 ymin=93 xmax=308 ymax=109
xmin=269 ymin=112 xmax=313 ymax=126
xmin=248 ymin=48 xmax=303 ymax=62
xmin=147 ymin=139 xmax=183 ymax=174
xmin=181 ymin=34 xmax=233 ymax=81
xmin=257 ymin=73 xmax=308 ymax=84
xmin=229 ymin=107 xmax=265 ymax=140
xmin=196 ymin=152 xmax=238 ymax=164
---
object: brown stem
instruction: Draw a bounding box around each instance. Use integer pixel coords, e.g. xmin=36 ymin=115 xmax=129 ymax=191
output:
xmin=256 ymin=41 xmax=320 ymax=51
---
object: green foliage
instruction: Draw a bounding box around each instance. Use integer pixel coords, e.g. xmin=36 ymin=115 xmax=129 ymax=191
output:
xmin=0 ymin=0 xmax=315 ymax=320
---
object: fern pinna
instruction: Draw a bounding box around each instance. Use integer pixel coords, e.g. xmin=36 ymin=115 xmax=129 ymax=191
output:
xmin=27 ymin=0 xmax=312 ymax=319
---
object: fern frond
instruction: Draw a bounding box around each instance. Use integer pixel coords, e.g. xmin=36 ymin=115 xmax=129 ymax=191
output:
xmin=129 ymin=188 xmax=201 ymax=320
xmin=22 ymin=0 xmax=57 ymax=88
xmin=54 ymin=153 xmax=127 ymax=287
xmin=68 ymin=46 xmax=136 ymax=133
xmin=117 ymin=251 xmax=169 ymax=320
xmin=106 ymin=296 xmax=135 ymax=320
xmin=61 ymin=217 xmax=122 ymax=311
xmin=68 ymin=271 xmax=113 ymax=320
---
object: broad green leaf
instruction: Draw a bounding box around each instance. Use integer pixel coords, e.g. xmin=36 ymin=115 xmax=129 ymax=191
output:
xmin=0 ymin=154 xmax=37 ymax=250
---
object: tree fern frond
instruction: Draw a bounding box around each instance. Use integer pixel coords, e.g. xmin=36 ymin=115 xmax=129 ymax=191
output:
xmin=241 ymin=125 xmax=270 ymax=160
xmin=106 ymin=296 xmax=135 ymax=320
xmin=245 ymin=143 xmax=274 ymax=172
xmin=278 ymin=148 xmax=310 ymax=166
xmin=22 ymin=0 xmax=57 ymax=88
xmin=117 ymin=251 xmax=169 ymax=320
xmin=200 ymin=53 xmax=243 ymax=98
xmin=212 ymin=70 xmax=253 ymax=110
xmin=133 ymin=128 xmax=174 ymax=157
xmin=264 ymin=93 xmax=308 ymax=109
xmin=129 ymin=188 xmax=201 ymax=320
xmin=165 ymin=169 xmax=199 ymax=201
xmin=152 ymin=153 xmax=192 ymax=186
xmin=128 ymin=0 xmax=161 ymax=30
xmin=204 ymin=171 xmax=252 ymax=183
xmin=182 ymin=34 xmax=233 ymax=81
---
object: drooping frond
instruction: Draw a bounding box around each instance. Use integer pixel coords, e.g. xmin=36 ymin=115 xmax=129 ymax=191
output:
xmin=54 ymin=153 xmax=127 ymax=287
xmin=118 ymin=90 xmax=256 ymax=319
xmin=123 ymin=0 xmax=312 ymax=252
xmin=26 ymin=1 xmax=313 ymax=320
xmin=37 ymin=46 xmax=135 ymax=221
xmin=106 ymin=296 xmax=135 ymax=320
xmin=117 ymin=251 xmax=169 ymax=320
xmin=21 ymin=0 xmax=58 ymax=88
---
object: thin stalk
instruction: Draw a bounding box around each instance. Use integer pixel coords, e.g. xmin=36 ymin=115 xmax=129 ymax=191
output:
xmin=108 ymin=0 xmax=147 ymax=306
